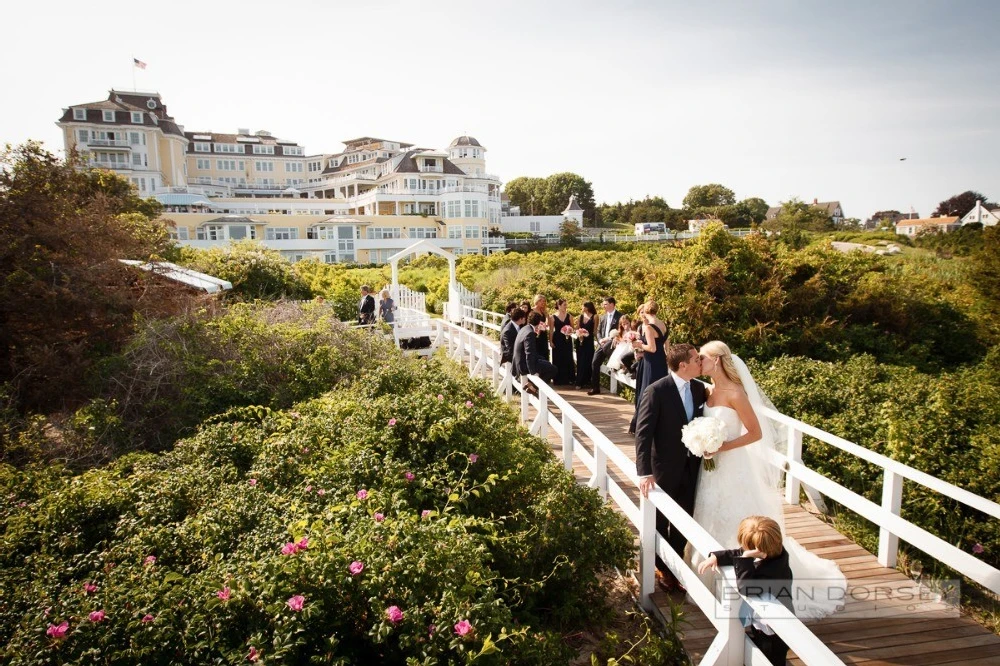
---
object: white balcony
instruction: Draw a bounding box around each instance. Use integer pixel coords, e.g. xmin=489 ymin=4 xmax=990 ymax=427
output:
xmin=418 ymin=165 xmax=444 ymax=173
xmin=176 ymin=239 xmax=340 ymax=251
xmin=88 ymin=139 xmax=132 ymax=149
xmin=355 ymin=237 xmax=463 ymax=250
xmin=89 ymin=160 xmax=132 ymax=171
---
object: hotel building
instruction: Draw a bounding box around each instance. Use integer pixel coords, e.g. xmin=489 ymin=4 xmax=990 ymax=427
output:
xmin=57 ymin=90 xmax=526 ymax=264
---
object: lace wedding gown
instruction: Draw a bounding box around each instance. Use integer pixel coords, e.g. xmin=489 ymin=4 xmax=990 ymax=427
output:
xmin=691 ymin=404 xmax=847 ymax=620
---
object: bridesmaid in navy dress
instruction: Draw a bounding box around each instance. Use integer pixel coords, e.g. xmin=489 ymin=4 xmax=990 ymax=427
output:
xmin=532 ymin=294 xmax=552 ymax=361
xmin=551 ymin=298 xmax=576 ymax=385
xmin=628 ymin=300 xmax=669 ymax=434
xmin=575 ymin=301 xmax=597 ymax=389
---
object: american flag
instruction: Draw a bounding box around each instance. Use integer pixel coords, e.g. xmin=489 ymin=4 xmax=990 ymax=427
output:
xmin=133 ymin=58 xmax=147 ymax=70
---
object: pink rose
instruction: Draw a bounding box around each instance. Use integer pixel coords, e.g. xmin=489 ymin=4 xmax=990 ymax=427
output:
xmin=317 ymin=488 xmax=325 ymax=496
xmin=405 ymin=471 xmax=415 ymax=482
xmin=356 ymin=489 xmax=368 ymax=500
xmin=287 ymin=595 xmax=305 ymax=612
xmin=248 ymin=478 xmax=258 ymax=487
xmin=305 ymin=485 xmax=313 ymax=492
xmin=421 ymin=510 xmax=431 ymax=518
xmin=465 ymin=401 xmax=473 ymax=408
xmin=374 ymin=512 xmax=385 ymax=522
xmin=388 ymin=418 xmax=397 ymax=426
xmin=84 ymin=583 xmax=98 ymax=594
xmin=217 ymin=587 xmax=231 ymax=601
xmin=561 ymin=324 xmax=573 ymax=335
xmin=454 ymin=619 xmax=473 ymax=636
xmin=437 ymin=394 xmax=444 ymax=401
xmin=478 ymin=392 xmax=485 ymax=398
xmin=296 ymin=537 xmax=309 ymax=551
xmin=973 ymin=543 xmax=985 ymax=554
xmin=141 ymin=614 xmax=154 ymax=624
xmin=281 ymin=542 xmax=298 ymax=556
xmin=469 ymin=454 xmax=479 ymax=463
xmin=89 ymin=610 xmax=106 ymax=623
xmin=248 ymin=646 xmax=260 ymax=662
xmin=46 ymin=621 xmax=69 ymax=639
xmin=144 ymin=555 xmax=156 ymax=566
xmin=386 ymin=605 xmax=404 ymax=624
xmin=428 ymin=623 xmax=437 ymax=635
xmin=349 ymin=560 xmax=364 ymax=576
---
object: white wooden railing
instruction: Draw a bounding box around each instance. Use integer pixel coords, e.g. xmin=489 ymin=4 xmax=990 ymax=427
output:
xmin=427 ymin=316 xmax=842 ymax=666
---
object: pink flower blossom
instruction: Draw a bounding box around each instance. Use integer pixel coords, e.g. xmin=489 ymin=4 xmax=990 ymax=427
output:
xmin=478 ymin=392 xmax=485 ymax=398
xmin=349 ymin=560 xmax=364 ymax=576
xmin=437 ymin=394 xmax=444 ymax=401
xmin=287 ymin=595 xmax=305 ymax=612
xmin=248 ymin=478 xmax=258 ymax=487
xmin=428 ymin=623 xmax=437 ymax=635
xmin=386 ymin=605 xmax=404 ymax=624
xmin=454 ymin=619 xmax=473 ymax=636
xmin=374 ymin=513 xmax=385 ymax=522
xmin=144 ymin=555 xmax=156 ymax=566
xmin=301 ymin=447 xmax=309 ymax=453
xmin=281 ymin=542 xmax=298 ymax=556
xmin=405 ymin=471 xmax=415 ymax=482
xmin=973 ymin=543 xmax=985 ymax=554
xmin=305 ymin=485 xmax=313 ymax=492
xmin=296 ymin=537 xmax=309 ymax=551
xmin=356 ymin=489 xmax=368 ymax=500
xmin=421 ymin=510 xmax=431 ymax=518
xmin=141 ymin=614 xmax=154 ymax=624
xmin=465 ymin=401 xmax=473 ymax=408
xmin=247 ymin=646 xmax=260 ymax=662
xmin=289 ymin=411 xmax=301 ymax=419
xmin=46 ymin=621 xmax=69 ymax=639
xmin=317 ymin=488 xmax=325 ymax=496
xmin=469 ymin=454 xmax=479 ymax=463
xmin=217 ymin=587 xmax=231 ymax=601
xmin=388 ymin=418 xmax=397 ymax=426
xmin=84 ymin=583 xmax=98 ymax=594
xmin=89 ymin=610 xmax=106 ymax=623
xmin=17 ymin=501 xmax=26 ymax=508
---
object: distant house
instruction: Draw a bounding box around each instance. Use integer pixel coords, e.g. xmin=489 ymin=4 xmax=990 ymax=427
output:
xmin=864 ymin=211 xmax=919 ymax=229
xmin=766 ymin=198 xmax=845 ymax=225
xmin=961 ymin=200 xmax=1000 ymax=227
xmin=687 ymin=218 xmax=724 ymax=232
xmin=895 ymin=216 xmax=961 ymax=238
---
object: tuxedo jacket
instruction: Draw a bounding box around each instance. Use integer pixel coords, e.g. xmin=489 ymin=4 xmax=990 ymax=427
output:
xmin=634 ymin=375 xmax=707 ymax=492
xmin=500 ymin=321 xmax=519 ymax=364
xmin=712 ymin=547 xmax=794 ymax=614
xmin=359 ymin=294 xmax=375 ymax=319
xmin=513 ymin=325 xmax=539 ymax=377
xmin=597 ymin=310 xmax=624 ymax=351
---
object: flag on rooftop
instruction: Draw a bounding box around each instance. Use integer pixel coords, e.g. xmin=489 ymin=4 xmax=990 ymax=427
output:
xmin=133 ymin=58 xmax=147 ymax=70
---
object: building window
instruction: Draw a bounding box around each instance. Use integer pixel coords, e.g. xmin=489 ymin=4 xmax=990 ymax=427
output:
xmin=132 ymin=153 xmax=142 ymax=166
xmin=77 ymin=129 xmax=88 ymax=144
xmin=215 ymin=143 xmax=240 ymax=153
xmin=284 ymin=162 xmax=303 ymax=173
xmin=412 ymin=227 xmax=438 ymax=239
xmin=196 ymin=158 xmax=210 ymax=170
xmin=448 ymin=226 xmax=463 ymax=239
xmin=129 ymin=132 xmax=141 ymax=145
xmin=73 ymin=108 xmax=86 ymax=120
xmin=194 ymin=143 xmax=211 ymax=153
xmin=103 ymin=110 xmax=115 ymax=122
xmin=255 ymin=161 xmax=274 ymax=172
xmin=464 ymin=200 xmax=480 ymax=218
xmin=252 ymin=145 xmax=275 ymax=155
xmin=530 ymin=221 xmax=541 ymax=233
xmin=131 ymin=112 xmax=143 ymax=124
xmin=464 ymin=225 xmax=480 ymax=239
xmin=282 ymin=146 xmax=303 ymax=156
xmin=367 ymin=227 xmax=401 ymax=239
xmin=323 ymin=252 xmax=338 ymax=264
xmin=199 ymin=225 xmax=225 ymax=241
xmin=217 ymin=160 xmax=241 ymax=171
xmin=265 ymin=227 xmax=298 ymax=240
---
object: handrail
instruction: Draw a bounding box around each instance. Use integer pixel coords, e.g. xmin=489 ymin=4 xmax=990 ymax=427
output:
xmin=431 ymin=316 xmax=844 ymax=666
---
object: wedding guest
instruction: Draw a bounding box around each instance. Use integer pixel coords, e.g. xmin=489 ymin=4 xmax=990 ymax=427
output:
xmin=358 ymin=285 xmax=376 ymax=325
xmin=378 ymin=289 xmax=395 ymax=325
xmin=531 ymin=294 xmax=553 ymax=362
xmin=588 ymin=297 xmax=622 ymax=395
xmin=520 ymin=300 xmax=531 ymax=314
xmin=698 ymin=516 xmax=793 ymax=666
xmin=500 ymin=307 xmax=526 ymax=365
xmin=551 ymin=298 xmax=576 ymax=385
xmin=499 ymin=302 xmax=519 ymax=330
xmin=575 ymin=301 xmax=597 ymax=390
xmin=513 ymin=311 xmax=556 ymax=395
xmin=607 ymin=315 xmax=636 ymax=375
xmin=629 ymin=300 xmax=668 ymax=434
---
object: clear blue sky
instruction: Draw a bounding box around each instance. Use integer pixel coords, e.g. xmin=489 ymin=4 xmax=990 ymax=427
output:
xmin=2 ymin=0 xmax=997 ymax=219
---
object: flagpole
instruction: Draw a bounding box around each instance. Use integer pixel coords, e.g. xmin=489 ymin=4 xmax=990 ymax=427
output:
xmin=131 ymin=55 xmax=136 ymax=91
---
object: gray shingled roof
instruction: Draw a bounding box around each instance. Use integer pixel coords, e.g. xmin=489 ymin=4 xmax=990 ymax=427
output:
xmin=449 ymin=135 xmax=482 ymax=148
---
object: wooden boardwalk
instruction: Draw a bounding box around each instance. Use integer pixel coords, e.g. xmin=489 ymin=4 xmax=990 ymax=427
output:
xmin=532 ymin=384 xmax=1000 ymax=665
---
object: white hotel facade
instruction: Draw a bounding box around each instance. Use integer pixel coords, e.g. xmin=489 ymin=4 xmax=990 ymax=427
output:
xmin=58 ymin=90 xmax=582 ymax=264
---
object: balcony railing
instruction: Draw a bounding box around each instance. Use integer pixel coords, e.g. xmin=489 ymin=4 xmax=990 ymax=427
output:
xmin=88 ymin=139 xmax=132 ymax=148
xmin=418 ymin=165 xmax=444 ymax=173
xmin=89 ymin=160 xmax=132 ymax=171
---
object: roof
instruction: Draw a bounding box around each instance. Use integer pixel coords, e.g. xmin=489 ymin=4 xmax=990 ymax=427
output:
xmin=895 ymin=216 xmax=960 ymax=227
xmin=183 ymin=131 xmax=300 ymax=155
xmin=155 ymin=193 xmax=213 ymax=206
xmin=341 ymin=137 xmax=414 ymax=149
xmin=59 ymin=91 xmax=185 ymax=137
xmin=766 ymin=201 xmax=843 ymax=218
xmin=562 ymin=195 xmax=583 ymax=213
xmin=120 ymin=260 xmax=232 ymax=293
xmin=393 ymin=150 xmax=467 ymax=175
xmin=205 ymin=215 xmax=260 ymax=225
xmin=449 ymin=135 xmax=482 ymax=148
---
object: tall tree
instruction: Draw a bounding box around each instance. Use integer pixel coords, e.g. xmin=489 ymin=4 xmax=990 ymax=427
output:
xmin=542 ymin=172 xmax=596 ymax=222
xmin=502 ymin=176 xmax=547 ymax=215
xmin=932 ymin=191 xmax=995 ymax=218
xmin=682 ymin=183 xmax=736 ymax=209
xmin=763 ymin=198 xmax=834 ymax=236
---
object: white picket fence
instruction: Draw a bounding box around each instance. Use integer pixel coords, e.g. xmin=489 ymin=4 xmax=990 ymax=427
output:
xmin=448 ymin=306 xmax=1000 ymax=666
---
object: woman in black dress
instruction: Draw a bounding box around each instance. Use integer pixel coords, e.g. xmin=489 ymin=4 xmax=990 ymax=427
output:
xmin=575 ymin=301 xmax=597 ymax=389
xmin=628 ymin=300 xmax=669 ymax=434
xmin=531 ymin=294 xmax=552 ymax=361
xmin=551 ymin=298 xmax=576 ymax=385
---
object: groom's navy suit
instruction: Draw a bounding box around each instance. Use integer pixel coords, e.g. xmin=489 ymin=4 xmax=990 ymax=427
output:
xmin=634 ymin=374 xmax=707 ymax=565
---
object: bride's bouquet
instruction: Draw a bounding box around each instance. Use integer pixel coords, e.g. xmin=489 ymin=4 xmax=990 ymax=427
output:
xmin=560 ymin=324 xmax=574 ymax=337
xmin=575 ymin=327 xmax=589 ymax=339
xmin=681 ymin=416 xmax=727 ymax=471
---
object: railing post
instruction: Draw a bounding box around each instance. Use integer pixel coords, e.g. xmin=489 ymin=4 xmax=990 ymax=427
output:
xmin=536 ymin=390 xmax=548 ymax=438
xmin=491 ymin=349 xmax=499 ymax=389
xmin=589 ymin=446 xmax=608 ymax=499
xmin=878 ymin=469 xmax=903 ymax=568
xmin=784 ymin=428 xmax=803 ymax=505
xmin=562 ymin=415 xmax=573 ymax=471
xmin=609 ymin=369 xmax=618 ymax=395
xmin=638 ymin=495 xmax=656 ymax=612
xmin=520 ymin=383 xmax=529 ymax=423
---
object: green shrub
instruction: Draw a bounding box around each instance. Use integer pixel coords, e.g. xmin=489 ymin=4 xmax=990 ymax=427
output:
xmin=178 ymin=242 xmax=312 ymax=301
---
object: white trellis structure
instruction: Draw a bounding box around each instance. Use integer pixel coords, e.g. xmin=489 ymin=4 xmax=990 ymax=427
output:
xmin=387 ymin=240 xmax=470 ymax=323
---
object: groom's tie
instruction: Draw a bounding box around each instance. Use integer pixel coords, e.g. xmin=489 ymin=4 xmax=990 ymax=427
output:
xmin=681 ymin=381 xmax=694 ymax=421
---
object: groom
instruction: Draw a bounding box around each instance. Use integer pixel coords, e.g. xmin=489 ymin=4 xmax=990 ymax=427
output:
xmin=634 ymin=343 xmax=706 ymax=587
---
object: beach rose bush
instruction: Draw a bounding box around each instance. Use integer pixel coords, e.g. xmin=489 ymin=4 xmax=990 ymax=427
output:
xmin=0 ymin=355 xmax=633 ymax=664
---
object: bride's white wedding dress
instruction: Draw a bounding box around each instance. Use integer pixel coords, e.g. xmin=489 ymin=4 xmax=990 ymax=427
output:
xmin=692 ymin=403 xmax=847 ymax=620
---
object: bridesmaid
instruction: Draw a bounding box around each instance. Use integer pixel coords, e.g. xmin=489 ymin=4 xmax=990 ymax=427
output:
xmin=531 ymin=294 xmax=553 ymax=361
xmin=628 ymin=300 xmax=669 ymax=434
xmin=575 ymin=301 xmax=597 ymax=389
xmin=551 ymin=299 xmax=576 ymax=385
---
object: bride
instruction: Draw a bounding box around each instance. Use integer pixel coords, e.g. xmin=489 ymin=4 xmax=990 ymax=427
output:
xmin=692 ymin=341 xmax=847 ymax=620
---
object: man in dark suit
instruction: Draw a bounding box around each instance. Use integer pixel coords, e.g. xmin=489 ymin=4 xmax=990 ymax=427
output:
xmin=498 ymin=302 xmax=519 ymax=331
xmin=500 ymin=307 xmax=526 ymax=365
xmin=588 ymin=297 xmax=622 ymax=395
xmin=634 ymin=343 xmax=705 ymax=586
xmin=513 ymin=311 xmax=556 ymax=395
xmin=358 ymin=285 xmax=376 ymax=325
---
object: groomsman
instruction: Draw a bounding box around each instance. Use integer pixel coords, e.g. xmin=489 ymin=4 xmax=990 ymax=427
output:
xmin=358 ymin=285 xmax=376 ymax=325
xmin=500 ymin=307 xmax=526 ymax=365
xmin=588 ymin=297 xmax=622 ymax=395
xmin=513 ymin=311 xmax=556 ymax=395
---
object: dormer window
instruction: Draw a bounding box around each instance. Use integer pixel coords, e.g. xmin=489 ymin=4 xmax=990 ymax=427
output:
xmin=73 ymin=108 xmax=86 ymax=120
xmin=103 ymin=110 xmax=116 ymax=122
xmin=131 ymin=112 xmax=143 ymax=124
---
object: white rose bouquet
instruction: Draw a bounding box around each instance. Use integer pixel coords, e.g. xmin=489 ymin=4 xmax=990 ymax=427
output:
xmin=681 ymin=416 xmax=727 ymax=471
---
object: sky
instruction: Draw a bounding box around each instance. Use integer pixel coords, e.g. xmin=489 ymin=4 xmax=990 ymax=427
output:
xmin=2 ymin=0 xmax=998 ymax=220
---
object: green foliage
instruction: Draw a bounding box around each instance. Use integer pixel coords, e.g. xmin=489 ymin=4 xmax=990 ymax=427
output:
xmin=932 ymin=190 xmax=995 ymax=218
xmin=178 ymin=242 xmax=312 ymax=301
xmin=914 ymin=222 xmax=985 ymax=257
xmin=0 ymin=355 xmax=633 ymax=664
xmin=971 ymin=226 xmax=1000 ymax=311
xmin=559 ymin=219 xmax=582 ymax=246
xmin=504 ymin=173 xmax=596 ymax=223
xmin=764 ymin=198 xmax=835 ymax=236
xmin=682 ymin=183 xmax=736 ymax=209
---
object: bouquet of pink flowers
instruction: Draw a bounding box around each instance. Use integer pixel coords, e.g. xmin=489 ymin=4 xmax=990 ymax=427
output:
xmin=537 ymin=322 xmax=548 ymax=332
xmin=622 ymin=331 xmax=638 ymax=343
xmin=560 ymin=324 xmax=573 ymax=336
xmin=576 ymin=328 xmax=589 ymax=338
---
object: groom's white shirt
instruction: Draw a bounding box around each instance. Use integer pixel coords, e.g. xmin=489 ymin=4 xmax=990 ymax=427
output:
xmin=638 ymin=371 xmax=690 ymax=481
xmin=602 ymin=310 xmax=618 ymax=339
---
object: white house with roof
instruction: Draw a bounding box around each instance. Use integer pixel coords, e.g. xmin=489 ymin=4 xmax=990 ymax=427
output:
xmin=498 ymin=195 xmax=584 ymax=235
xmin=961 ymin=200 xmax=1000 ymax=227
xmin=896 ymin=216 xmax=961 ymax=238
